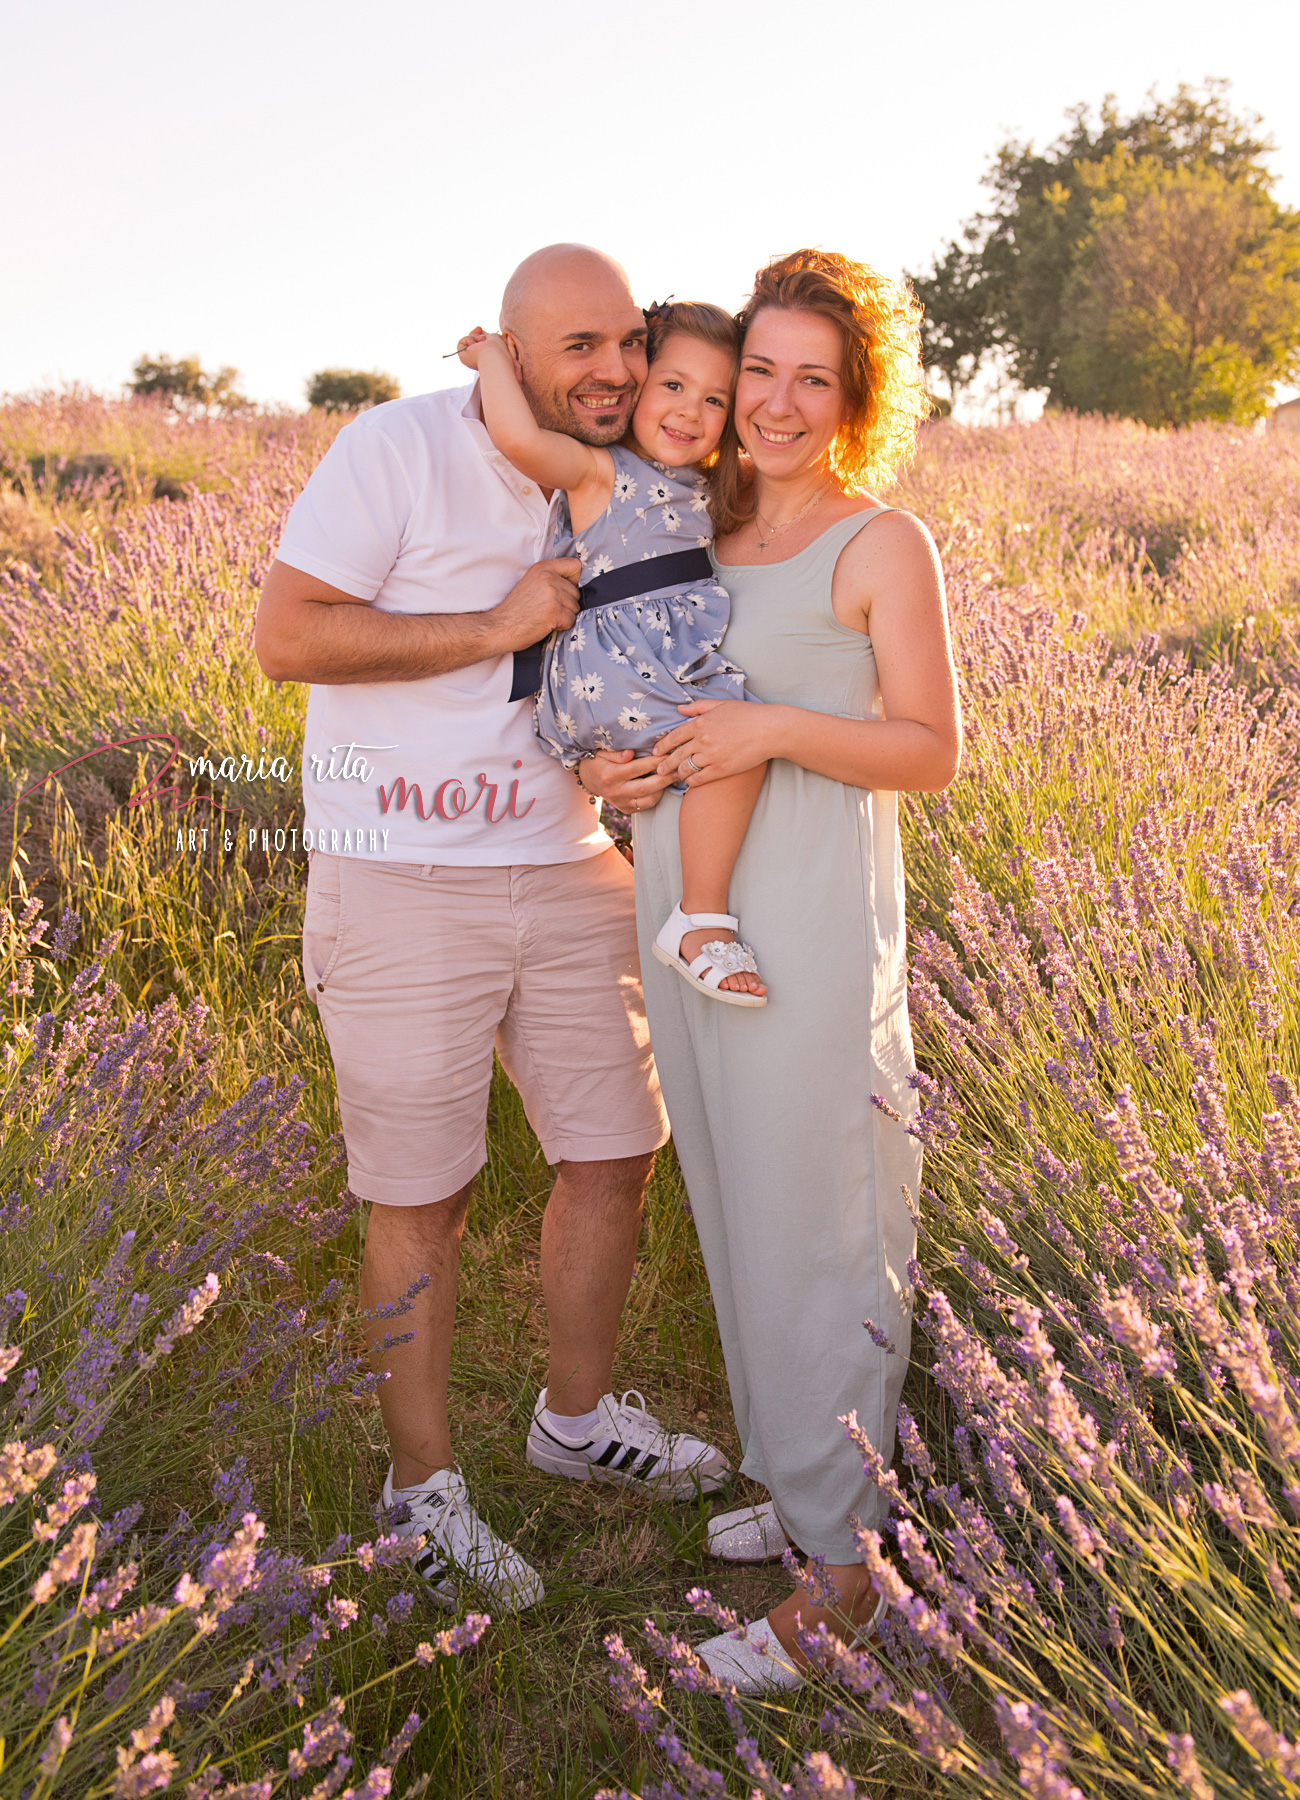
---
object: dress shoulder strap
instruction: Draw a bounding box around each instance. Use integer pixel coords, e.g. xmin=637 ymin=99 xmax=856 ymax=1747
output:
xmin=826 ymin=504 xmax=892 ymax=549
xmin=799 ymin=506 xmax=893 ymax=643
xmin=791 ymin=504 xmax=893 ymax=572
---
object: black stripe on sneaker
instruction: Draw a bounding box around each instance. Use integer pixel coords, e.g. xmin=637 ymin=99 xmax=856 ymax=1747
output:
xmin=415 ymin=1549 xmax=451 ymax=1583
xmin=593 ymin=1441 xmax=624 ymax=1467
xmin=631 ymin=1451 xmax=661 ymax=1480
xmin=614 ymin=1445 xmax=642 ymax=1471
xmin=534 ymin=1420 xmax=597 ymax=1452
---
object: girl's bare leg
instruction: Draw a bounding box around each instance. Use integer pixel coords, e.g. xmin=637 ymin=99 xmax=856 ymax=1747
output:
xmin=677 ymin=764 xmax=767 ymax=996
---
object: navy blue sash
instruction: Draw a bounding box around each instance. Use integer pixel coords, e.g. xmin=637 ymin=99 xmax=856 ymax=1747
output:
xmin=508 ymin=547 xmax=713 ymax=703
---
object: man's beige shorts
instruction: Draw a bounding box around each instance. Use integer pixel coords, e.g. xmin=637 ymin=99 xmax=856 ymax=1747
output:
xmin=303 ymin=849 xmax=669 ymax=1206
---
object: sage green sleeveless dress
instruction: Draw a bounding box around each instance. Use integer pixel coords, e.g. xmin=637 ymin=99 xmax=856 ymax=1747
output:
xmin=632 ymin=509 xmax=922 ymax=1561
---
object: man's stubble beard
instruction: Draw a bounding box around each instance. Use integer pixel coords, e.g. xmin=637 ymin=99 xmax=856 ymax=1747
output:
xmin=517 ymin=363 xmax=634 ymax=448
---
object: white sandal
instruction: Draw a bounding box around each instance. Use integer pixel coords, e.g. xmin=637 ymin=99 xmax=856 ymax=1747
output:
xmin=652 ymin=905 xmax=767 ymax=1008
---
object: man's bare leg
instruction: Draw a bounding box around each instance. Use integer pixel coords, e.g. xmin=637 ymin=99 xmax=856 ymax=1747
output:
xmin=540 ymin=1153 xmax=654 ymax=1416
xmin=359 ymin=1182 xmax=471 ymax=1488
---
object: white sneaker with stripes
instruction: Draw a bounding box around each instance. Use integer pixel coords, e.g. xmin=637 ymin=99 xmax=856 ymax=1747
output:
xmin=379 ymin=1465 xmax=545 ymax=1613
xmin=526 ymin=1387 xmax=730 ymax=1495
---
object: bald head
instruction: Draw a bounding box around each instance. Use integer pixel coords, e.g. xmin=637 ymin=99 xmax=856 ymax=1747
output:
xmin=497 ymin=244 xmax=647 ymax=446
xmin=500 ymin=243 xmax=634 ymax=337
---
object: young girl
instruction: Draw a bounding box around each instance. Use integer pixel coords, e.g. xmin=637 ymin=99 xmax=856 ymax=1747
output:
xmin=458 ymin=303 xmax=768 ymax=1004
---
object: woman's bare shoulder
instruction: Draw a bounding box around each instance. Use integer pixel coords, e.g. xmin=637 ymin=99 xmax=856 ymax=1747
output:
xmin=831 ymin=505 xmax=943 ymax=631
xmin=840 ymin=504 xmax=940 ymax=576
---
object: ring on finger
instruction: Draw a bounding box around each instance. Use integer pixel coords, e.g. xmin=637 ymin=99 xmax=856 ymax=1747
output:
xmin=684 ymin=754 xmax=701 ymax=773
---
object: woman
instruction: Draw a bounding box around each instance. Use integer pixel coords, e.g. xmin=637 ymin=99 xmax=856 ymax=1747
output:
xmin=617 ymin=249 xmax=961 ymax=1689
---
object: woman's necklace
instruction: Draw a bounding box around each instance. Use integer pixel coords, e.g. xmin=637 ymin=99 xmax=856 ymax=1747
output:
xmin=754 ymin=481 xmax=831 ymax=552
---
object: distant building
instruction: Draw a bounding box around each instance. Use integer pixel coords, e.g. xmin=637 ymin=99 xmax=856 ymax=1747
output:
xmin=1272 ymin=397 xmax=1300 ymax=433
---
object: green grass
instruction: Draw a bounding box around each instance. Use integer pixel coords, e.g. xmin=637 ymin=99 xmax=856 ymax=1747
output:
xmin=8 ymin=399 xmax=1300 ymax=1795
xmin=4 ymin=786 xmax=849 ymax=1795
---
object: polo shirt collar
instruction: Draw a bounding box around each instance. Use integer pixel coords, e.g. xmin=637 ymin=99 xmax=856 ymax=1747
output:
xmin=461 ymin=378 xmax=560 ymax=520
xmin=460 ymin=379 xmax=496 ymax=461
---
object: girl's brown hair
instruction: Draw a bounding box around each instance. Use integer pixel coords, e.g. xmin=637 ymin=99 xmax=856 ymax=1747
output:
xmin=643 ymin=298 xmax=739 ymax=364
xmin=640 ymin=300 xmax=740 ymax=472
xmin=710 ymin=249 xmax=930 ymax=536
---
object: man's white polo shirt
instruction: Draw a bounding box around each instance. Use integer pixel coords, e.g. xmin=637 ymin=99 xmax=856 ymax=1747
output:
xmin=276 ymin=383 xmax=610 ymax=864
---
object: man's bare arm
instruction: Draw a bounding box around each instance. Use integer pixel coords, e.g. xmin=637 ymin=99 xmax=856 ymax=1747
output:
xmin=253 ymin=557 xmax=582 ymax=684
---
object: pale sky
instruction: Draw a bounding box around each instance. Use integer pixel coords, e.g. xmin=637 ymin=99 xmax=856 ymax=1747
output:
xmin=4 ymin=0 xmax=1298 ymax=410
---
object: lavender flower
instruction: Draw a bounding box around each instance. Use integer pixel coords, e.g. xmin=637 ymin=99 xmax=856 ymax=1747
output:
xmin=1054 ymin=1497 xmax=1106 ymax=1572
xmin=0 ymin=1438 xmax=56 ymax=1502
xmin=10 ymin=392 xmax=1300 ymax=1800
xmin=1097 ymin=1283 xmax=1176 ymax=1380
xmin=289 ymin=1699 xmax=352 ymax=1774
xmin=112 ymin=1750 xmax=179 ymax=1797
xmin=1219 ymin=1690 xmax=1300 ymax=1777
xmin=355 ymin=1533 xmax=428 ymax=1570
xmin=1165 ymin=1733 xmax=1214 ymax=1800
xmin=900 ymin=1692 xmax=964 ymax=1774
xmin=994 ymin=1697 xmax=1083 ymax=1800
xmin=684 ymin=1587 xmax=741 ymax=1634
xmin=31 ymin=1519 xmax=97 ymax=1602
xmin=198 ymin=1512 xmax=266 ymax=1615
xmin=781 ymin=1549 xmax=843 ymax=1609
xmin=413 ymin=1613 xmax=490 ymax=1661
xmin=37 ymin=1716 xmax=72 ymax=1778
xmin=32 ymin=1469 xmax=97 ymax=1539
xmin=84 ymin=1560 xmax=140 ymax=1616
xmin=602 ymin=1631 xmax=664 ymax=1731
xmin=894 ymin=1405 xmax=937 ymax=1483
xmin=144 ymin=1272 xmax=219 ymax=1361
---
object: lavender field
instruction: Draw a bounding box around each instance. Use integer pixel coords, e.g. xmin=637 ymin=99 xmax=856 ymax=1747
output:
xmin=2 ymin=395 xmax=1299 ymax=1797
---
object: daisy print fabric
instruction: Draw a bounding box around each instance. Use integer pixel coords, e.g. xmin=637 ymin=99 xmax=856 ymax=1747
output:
xmin=533 ymin=446 xmax=755 ymax=778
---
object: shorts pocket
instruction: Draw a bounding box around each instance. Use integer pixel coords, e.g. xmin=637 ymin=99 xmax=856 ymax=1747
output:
xmin=303 ymin=853 xmax=347 ymax=997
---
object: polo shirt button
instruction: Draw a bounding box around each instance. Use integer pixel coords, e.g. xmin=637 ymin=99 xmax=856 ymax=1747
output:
xmin=521 ymin=484 xmax=532 ymax=495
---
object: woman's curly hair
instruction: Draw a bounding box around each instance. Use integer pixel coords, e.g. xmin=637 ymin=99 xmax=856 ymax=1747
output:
xmin=710 ymin=249 xmax=930 ymax=535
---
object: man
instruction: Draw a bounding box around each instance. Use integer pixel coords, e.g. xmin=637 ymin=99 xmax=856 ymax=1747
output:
xmin=254 ymin=244 xmax=727 ymax=1611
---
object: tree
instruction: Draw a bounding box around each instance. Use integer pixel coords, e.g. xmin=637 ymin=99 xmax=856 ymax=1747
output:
xmin=1058 ymin=155 xmax=1300 ymax=424
xmin=911 ymin=227 xmax=996 ymax=405
xmin=909 ymin=82 xmax=1300 ymax=423
xmin=306 ymin=369 xmax=400 ymax=413
xmin=130 ymin=354 xmax=247 ymax=414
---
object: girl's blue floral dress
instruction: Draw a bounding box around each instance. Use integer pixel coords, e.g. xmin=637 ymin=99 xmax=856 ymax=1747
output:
xmin=531 ymin=446 xmax=755 ymax=769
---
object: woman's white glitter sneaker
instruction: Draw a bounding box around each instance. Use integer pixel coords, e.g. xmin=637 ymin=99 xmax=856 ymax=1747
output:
xmin=696 ymin=1593 xmax=887 ymax=1696
xmin=705 ymin=1499 xmax=790 ymax=1562
xmin=695 ymin=1617 xmax=803 ymax=1692
xmin=526 ymin=1388 xmax=730 ymax=1496
xmin=380 ymin=1466 xmax=545 ymax=1613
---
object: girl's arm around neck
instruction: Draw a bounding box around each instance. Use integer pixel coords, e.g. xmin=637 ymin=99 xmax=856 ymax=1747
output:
xmin=467 ymin=333 xmax=611 ymax=509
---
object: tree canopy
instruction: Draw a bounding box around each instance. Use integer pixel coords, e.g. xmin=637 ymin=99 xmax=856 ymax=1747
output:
xmin=130 ymin=354 xmax=247 ymax=414
xmin=306 ymin=369 xmax=401 ymax=413
xmin=910 ymin=82 xmax=1300 ymax=424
